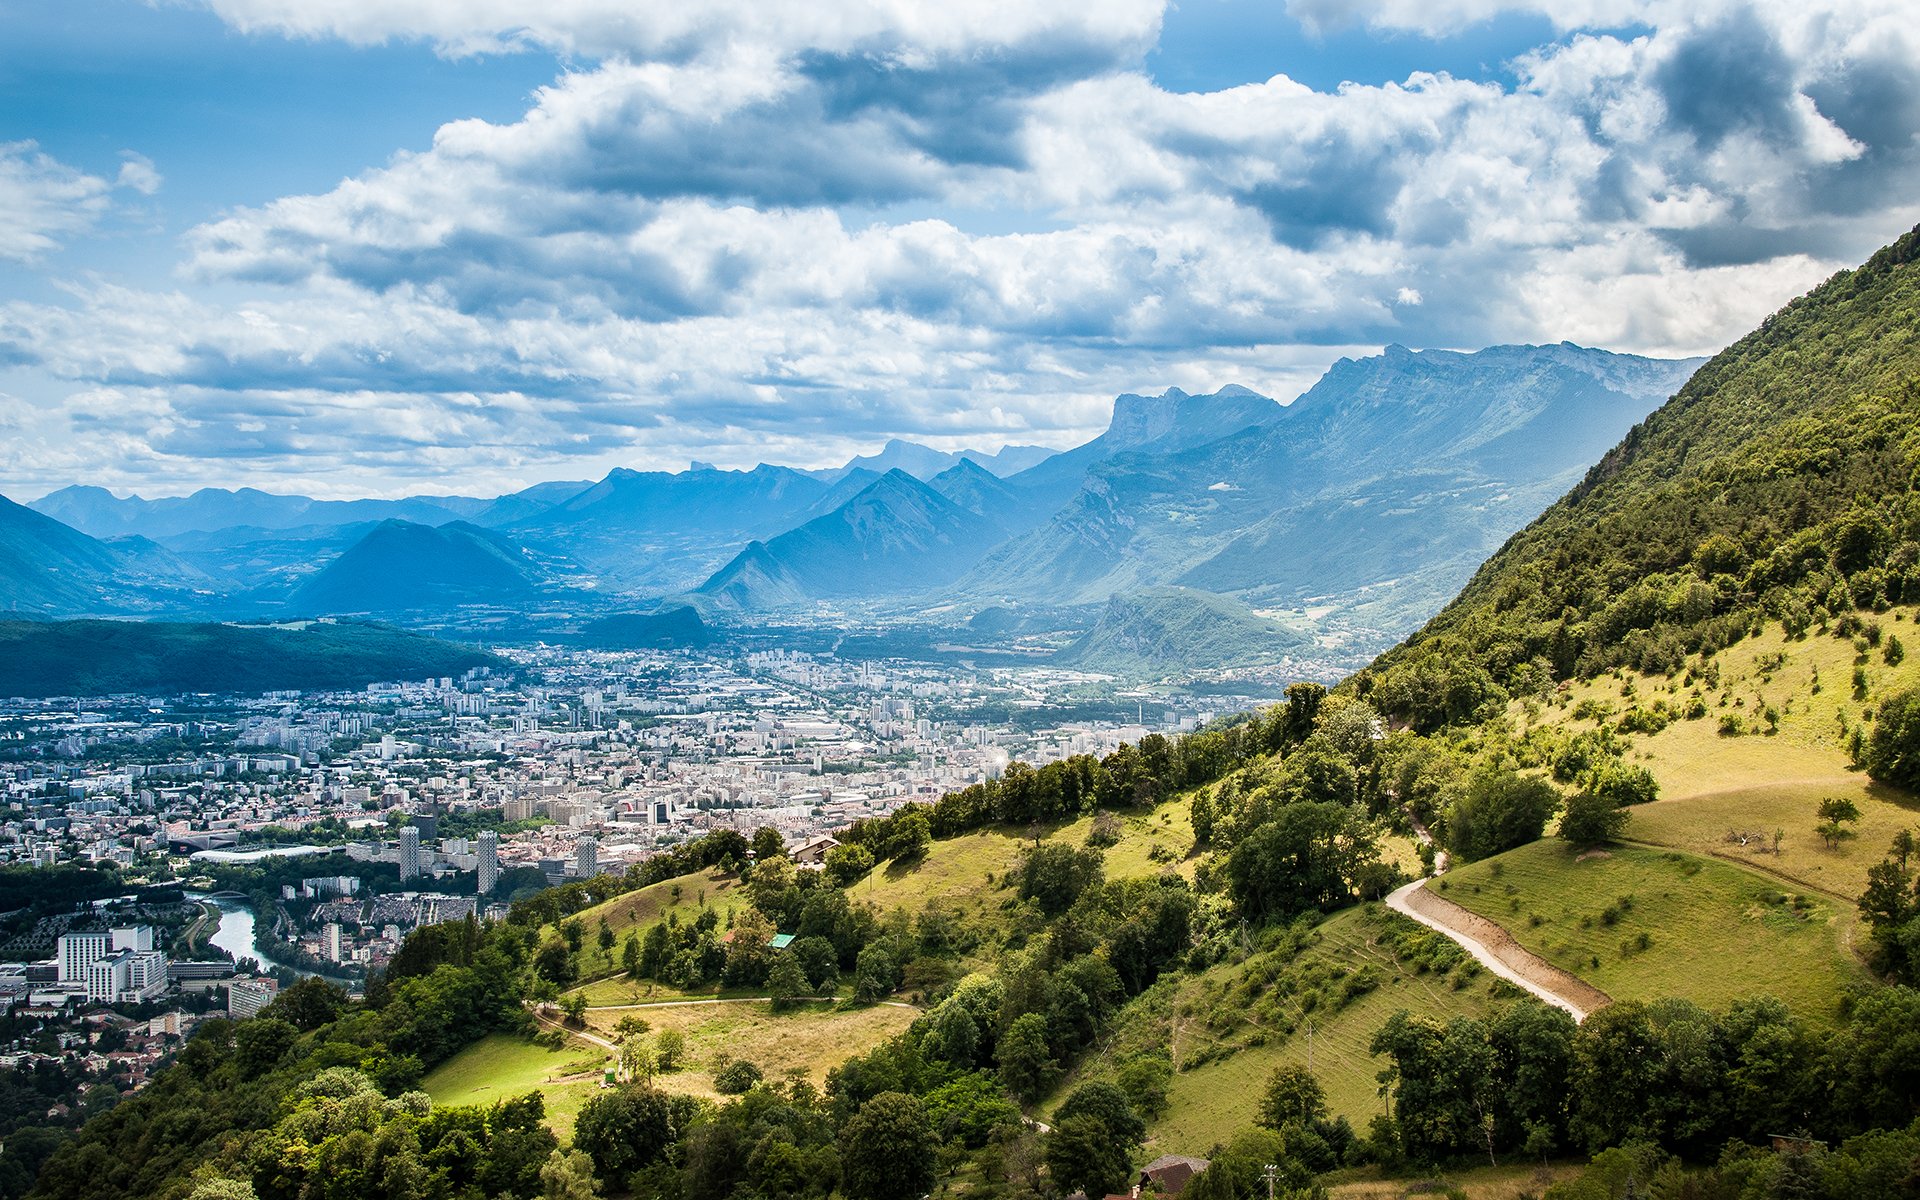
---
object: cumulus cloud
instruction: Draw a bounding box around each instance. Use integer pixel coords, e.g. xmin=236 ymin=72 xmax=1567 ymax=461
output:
xmin=3 ymin=0 xmax=1917 ymax=496
xmin=0 ymin=142 xmax=117 ymax=262
xmin=190 ymin=0 xmax=1166 ymax=63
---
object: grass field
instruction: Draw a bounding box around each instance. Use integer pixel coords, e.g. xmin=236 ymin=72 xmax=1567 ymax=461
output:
xmin=421 ymin=1033 xmax=610 ymax=1141
xmin=1054 ymin=903 xmax=1518 ymax=1154
xmin=1326 ymin=1162 xmax=1584 ymax=1199
xmin=1514 ymin=608 xmax=1920 ymax=901
xmin=581 ymin=1000 xmax=921 ymax=1102
xmin=1438 ymin=840 xmax=1870 ymax=1021
xmin=555 ymin=867 xmax=742 ymax=979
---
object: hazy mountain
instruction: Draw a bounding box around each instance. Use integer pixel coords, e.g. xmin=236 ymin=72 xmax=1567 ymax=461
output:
xmin=29 ymin=485 xmax=486 ymax=539
xmin=1004 ymin=385 xmax=1284 ymax=509
xmin=291 ymin=520 xmax=545 ymax=614
xmin=0 ymin=494 xmax=211 ymax=615
xmin=698 ymin=470 xmax=1005 ymax=609
xmin=962 ymin=345 xmax=1704 ymax=649
xmin=927 ymin=458 xmax=1049 ymax=534
xmin=519 ymin=463 xmax=836 ymax=592
xmin=1054 ymin=588 xmax=1309 ymax=675
xmin=818 ymin=439 xmax=1057 ymax=483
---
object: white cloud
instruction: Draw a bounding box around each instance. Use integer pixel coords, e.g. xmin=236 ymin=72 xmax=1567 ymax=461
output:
xmin=0 ymin=142 xmax=116 ymax=263
xmin=2 ymin=0 xmax=1917 ymax=496
xmin=190 ymin=0 xmax=1166 ymax=62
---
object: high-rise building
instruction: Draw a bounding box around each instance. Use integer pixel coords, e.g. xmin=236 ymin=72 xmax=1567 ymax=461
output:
xmin=575 ymin=835 xmax=597 ymax=879
xmin=57 ymin=930 xmax=110 ymax=982
xmin=324 ymin=923 xmax=343 ymax=963
xmin=478 ymin=830 xmax=500 ymax=895
xmin=399 ymin=825 xmax=422 ymax=882
xmin=111 ymin=925 xmax=155 ymax=953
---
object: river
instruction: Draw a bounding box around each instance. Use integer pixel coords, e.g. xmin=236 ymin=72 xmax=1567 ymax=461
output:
xmin=193 ymin=893 xmax=351 ymax=982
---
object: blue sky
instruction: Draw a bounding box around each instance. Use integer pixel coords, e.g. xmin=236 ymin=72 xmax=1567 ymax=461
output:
xmin=1 ymin=0 xmax=1916 ymax=498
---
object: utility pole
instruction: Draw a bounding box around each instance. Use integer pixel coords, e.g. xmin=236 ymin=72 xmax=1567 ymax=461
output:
xmin=1262 ymin=1163 xmax=1278 ymax=1200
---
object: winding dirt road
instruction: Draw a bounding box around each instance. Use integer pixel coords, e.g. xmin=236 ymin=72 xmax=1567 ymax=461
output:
xmin=1385 ymin=878 xmax=1612 ymax=1022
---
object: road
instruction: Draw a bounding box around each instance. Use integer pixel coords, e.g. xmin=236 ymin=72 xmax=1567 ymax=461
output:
xmin=1385 ymin=878 xmax=1612 ymax=1022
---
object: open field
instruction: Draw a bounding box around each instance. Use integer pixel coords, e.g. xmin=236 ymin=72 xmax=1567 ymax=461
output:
xmin=1438 ymin=840 xmax=1870 ymax=1021
xmin=581 ymin=1000 xmax=921 ymax=1102
xmin=421 ymin=1033 xmax=610 ymax=1141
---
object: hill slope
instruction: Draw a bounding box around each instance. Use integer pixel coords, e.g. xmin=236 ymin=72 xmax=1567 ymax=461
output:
xmin=1054 ymin=587 xmax=1310 ymax=675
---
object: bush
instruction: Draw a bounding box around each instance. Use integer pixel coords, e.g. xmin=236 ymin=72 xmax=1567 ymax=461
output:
xmin=713 ymin=1057 xmax=763 ymax=1094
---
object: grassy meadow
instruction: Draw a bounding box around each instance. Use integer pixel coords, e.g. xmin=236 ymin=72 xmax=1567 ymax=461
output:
xmin=421 ymin=1033 xmax=610 ymax=1141
xmin=1438 ymin=840 xmax=1870 ymax=1021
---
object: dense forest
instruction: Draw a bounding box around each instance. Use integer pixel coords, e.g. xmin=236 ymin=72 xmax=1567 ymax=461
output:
xmin=0 ymin=619 xmax=499 ymax=698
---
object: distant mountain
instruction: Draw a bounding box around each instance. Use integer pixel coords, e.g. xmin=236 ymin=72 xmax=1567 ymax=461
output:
xmin=962 ymin=345 xmax=1704 ymax=652
xmin=927 ymin=459 xmax=1048 ymax=534
xmin=1004 ymin=385 xmax=1284 ymax=508
xmin=819 ymin=439 xmax=1057 ymax=483
xmin=29 ymin=486 xmax=485 ymax=540
xmin=0 ymin=494 xmax=209 ymax=615
xmin=1054 ymin=588 xmax=1309 ymax=675
xmin=30 ymin=481 xmax=590 ymax=543
xmin=697 ymin=470 xmax=1005 ymax=609
xmin=0 ymin=618 xmax=498 ymax=698
xmin=519 ymin=464 xmax=836 ymax=593
xmin=291 ymin=520 xmax=545 ymax=614
xmin=580 ymin=606 xmax=714 ymax=649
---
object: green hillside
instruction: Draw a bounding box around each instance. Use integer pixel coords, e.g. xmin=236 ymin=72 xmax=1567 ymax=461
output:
xmin=0 ymin=618 xmax=498 ymax=697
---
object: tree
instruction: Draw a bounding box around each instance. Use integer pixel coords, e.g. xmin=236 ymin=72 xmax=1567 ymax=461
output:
xmin=573 ymin=1085 xmax=679 ymax=1182
xmin=1054 ymin=1081 xmax=1146 ymax=1147
xmin=1864 ymin=687 xmax=1920 ymax=790
xmin=997 ymin=1012 xmax=1057 ymax=1102
xmin=1445 ymin=772 xmax=1561 ymax=862
xmin=621 ymin=933 xmax=641 ymax=977
xmin=1559 ymin=792 xmax=1629 ymax=847
xmin=1226 ymin=801 xmax=1376 ymax=919
xmin=559 ymin=993 xmax=588 ymax=1026
xmin=655 ymin=1028 xmax=685 ymax=1072
xmin=597 ymin=917 xmax=615 ymax=952
xmin=1046 ymin=1116 xmax=1133 ymax=1199
xmin=768 ymin=950 xmax=811 ymax=1012
xmin=1257 ymin=1064 xmax=1327 ymax=1130
xmin=1816 ymin=796 xmax=1862 ymax=847
xmin=714 ymin=1058 xmax=763 ymax=1094
xmin=840 ymin=1092 xmax=935 ymax=1200
xmin=853 ymin=945 xmax=897 ymax=1003
xmin=1017 ymin=843 xmax=1105 ymax=916
xmin=540 ymin=1149 xmax=601 ymax=1200
xmin=825 ymin=844 xmax=875 ymax=887
xmin=561 ymin=919 xmax=585 ymax=953
xmin=886 ymin=809 xmax=932 ymax=862
xmin=752 ymin=826 xmax=786 ymax=862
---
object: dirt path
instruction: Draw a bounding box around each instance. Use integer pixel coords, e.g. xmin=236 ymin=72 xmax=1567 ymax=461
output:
xmin=584 ymin=997 xmax=916 ymax=1011
xmin=1385 ymin=879 xmax=1612 ymax=1022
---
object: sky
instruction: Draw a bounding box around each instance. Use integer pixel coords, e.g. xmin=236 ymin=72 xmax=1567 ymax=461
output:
xmin=0 ymin=0 xmax=1916 ymax=500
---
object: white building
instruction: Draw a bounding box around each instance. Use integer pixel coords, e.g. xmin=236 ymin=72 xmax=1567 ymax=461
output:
xmin=57 ymin=931 xmax=110 ymax=983
xmin=575 ymin=834 xmax=597 ymax=879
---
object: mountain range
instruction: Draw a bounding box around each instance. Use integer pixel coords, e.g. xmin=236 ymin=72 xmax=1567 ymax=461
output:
xmin=2 ymin=342 xmax=1704 ymax=674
